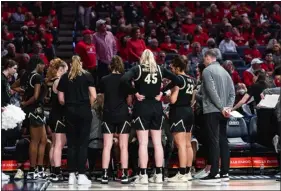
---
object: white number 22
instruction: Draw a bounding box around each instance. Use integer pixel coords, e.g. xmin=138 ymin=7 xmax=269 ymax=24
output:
xmin=144 ymin=73 xmax=158 ymax=84
xmin=186 ymin=84 xmax=194 ymax=95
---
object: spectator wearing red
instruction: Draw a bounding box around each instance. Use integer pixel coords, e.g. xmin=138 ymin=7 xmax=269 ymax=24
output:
xmin=205 ymin=4 xmax=221 ymax=24
xmin=148 ymin=38 xmax=161 ymax=61
xmin=160 ymin=35 xmax=177 ymax=53
xmin=178 ymin=41 xmax=192 ymax=56
xmin=34 ymin=25 xmax=54 ymax=49
xmin=44 ymin=10 xmax=59 ymax=28
xmin=244 ymin=39 xmax=262 ymax=64
xmin=28 ymin=42 xmax=49 ymax=67
xmin=203 ymin=18 xmax=217 ymax=38
xmin=219 ymin=2 xmax=232 ymax=18
xmin=190 ymin=2 xmax=204 ymax=17
xmin=232 ymin=27 xmax=246 ymax=46
xmin=273 ymin=66 xmax=281 ymax=87
xmin=127 ymin=26 xmax=146 ymax=64
xmin=24 ymin=12 xmax=36 ymax=27
xmin=261 ymin=53 xmax=275 ymax=76
xmin=181 ymin=15 xmax=196 ymax=35
xmin=255 ymin=21 xmax=271 ymax=45
xmin=93 ymin=19 xmax=117 ymax=82
xmin=75 ymin=29 xmax=96 ymax=76
xmin=118 ymin=36 xmax=129 ymax=62
xmin=115 ymin=25 xmax=127 ymax=40
xmin=243 ymin=58 xmax=263 ymax=87
xmin=2 ymin=25 xmax=14 ymax=42
xmin=223 ymin=60 xmax=242 ymax=85
xmin=241 ymin=19 xmax=255 ymax=42
xmin=238 ymin=2 xmax=251 ymax=15
xmin=1 ymin=3 xmax=11 ymax=24
xmin=272 ymin=4 xmax=281 ymax=23
xmin=193 ymin=25 xmax=209 ymax=46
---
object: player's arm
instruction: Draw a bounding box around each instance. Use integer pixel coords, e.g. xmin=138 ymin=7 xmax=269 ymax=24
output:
xmin=161 ymin=67 xmax=184 ymax=88
xmin=120 ymin=66 xmax=140 ymax=95
xmin=170 ymin=86 xmax=180 ymax=104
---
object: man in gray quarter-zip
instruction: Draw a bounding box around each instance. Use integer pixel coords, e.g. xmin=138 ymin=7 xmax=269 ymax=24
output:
xmin=200 ymin=49 xmax=235 ymax=183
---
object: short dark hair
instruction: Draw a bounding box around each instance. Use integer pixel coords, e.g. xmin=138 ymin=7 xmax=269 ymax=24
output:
xmin=131 ymin=26 xmax=140 ymax=36
xmin=171 ymin=55 xmax=186 ymax=72
xmin=273 ymin=66 xmax=281 ymax=76
xmin=3 ymin=59 xmax=17 ymax=70
xmin=204 ymin=49 xmax=217 ymax=58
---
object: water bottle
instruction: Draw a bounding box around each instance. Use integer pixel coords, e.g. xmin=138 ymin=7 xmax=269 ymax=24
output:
xmin=260 ymin=163 xmax=265 ymax=175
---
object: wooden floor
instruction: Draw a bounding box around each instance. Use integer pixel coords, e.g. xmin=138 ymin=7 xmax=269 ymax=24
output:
xmin=46 ymin=180 xmax=280 ymax=190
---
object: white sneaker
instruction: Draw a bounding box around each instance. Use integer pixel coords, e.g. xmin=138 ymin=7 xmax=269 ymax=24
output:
xmin=14 ymin=169 xmax=24 ymax=180
xmin=185 ymin=172 xmax=192 ymax=181
xmin=134 ymin=174 xmax=148 ymax=184
xmin=77 ymin=174 xmax=91 ymax=185
xmin=194 ymin=167 xmax=210 ymax=179
xmin=168 ymin=172 xmax=188 ymax=182
xmin=69 ymin=173 xmax=77 ymax=185
xmin=2 ymin=172 xmax=10 ymax=181
xmin=148 ymin=173 xmax=163 ymax=183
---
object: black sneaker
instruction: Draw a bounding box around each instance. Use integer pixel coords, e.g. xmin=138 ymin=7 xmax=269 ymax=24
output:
xmin=38 ymin=170 xmax=47 ymax=180
xmin=26 ymin=171 xmax=38 ymax=180
xmin=101 ymin=175 xmax=108 ymax=184
xmin=220 ymin=174 xmax=229 ymax=182
xmin=121 ymin=174 xmax=129 ymax=184
xmin=199 ymin=175 xmax=221 ymax=183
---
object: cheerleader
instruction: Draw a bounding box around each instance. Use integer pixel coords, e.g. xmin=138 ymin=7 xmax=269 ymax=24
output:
xmin=166 ymin=56 xmax=195 ymax=182
xmin=99 ymin=56 xmax=132 ymax=184
xmin=12 ymin=55 xmax=48 ymax=180
xmin=121 ymin=50 xmax=183 ymax=184
xmin=57 ymin=56 xmax=96 ymax=185
xmin=45 ymin=58 xmax=68 ymax=182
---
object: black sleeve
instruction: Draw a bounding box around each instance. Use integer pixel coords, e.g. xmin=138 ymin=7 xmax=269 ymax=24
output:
xmin=57 ymin=73 xmax=67 ymax=92
xmin=32 ymin=74 xmax=43 ymax=86
xmin=161 ymin=82 xmax=176 ymax=95
xmin=161 ymin=67 xmax=184 ymax=87
xmin=99 ymin=77 xmax=105 ymax=93
xmin=85 ymin=72 xmax=95 ymax=87
xmin=247 ymin=85 xmax=255 ymax=97
xmin=120 ymin=66 xmax=140 ymax=94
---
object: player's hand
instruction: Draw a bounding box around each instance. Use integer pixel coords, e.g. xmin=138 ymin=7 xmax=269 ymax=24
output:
xmin=260 ymin=93 xmax=265 ymax=99
xmin=135 ymin=92 xmax=145 ymax=101
xmin=155 ymin=92 xmax=163 ymax=101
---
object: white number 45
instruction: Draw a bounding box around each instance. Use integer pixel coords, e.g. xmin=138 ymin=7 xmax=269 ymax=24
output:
xmin=144 ymin=73 xmax=158 ymax=84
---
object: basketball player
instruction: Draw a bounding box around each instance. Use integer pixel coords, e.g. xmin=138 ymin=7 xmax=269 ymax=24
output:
xmin=121 ymin=49 xmax=183 ymax=184
xmin=45 ymin=58 xmax=68 ymax=182
xmin=99 ymin=56 xmax=132 ymax=184
xmin=12 ymin=56 xmax=48 ymax=180
xmin=166 ymin=56 xmax=195 ymax=182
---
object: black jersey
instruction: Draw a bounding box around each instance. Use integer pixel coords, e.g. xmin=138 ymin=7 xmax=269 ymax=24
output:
xmin=100 ymin=73 xmax=129 ymax=123
xmin=121 ymin=64 xmax=184 ymax=100
xmin=171 ymin=74 xmax=195 ymax=107
xmin=49 ymin=78 xmax=64 ymax=112
xmin=1 ymin=73 xmax=11 ymax=107
xmin=21 ymin=72 xmax=46 ymax=107
xmin=134 ymin=65 xmax=163 ymax=99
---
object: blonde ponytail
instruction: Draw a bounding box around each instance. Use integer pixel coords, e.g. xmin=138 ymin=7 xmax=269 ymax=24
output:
xmin=68 ymin=55 xmax=86 ymax=80
xmin=140 ymin=49 xmax=158 ymax=73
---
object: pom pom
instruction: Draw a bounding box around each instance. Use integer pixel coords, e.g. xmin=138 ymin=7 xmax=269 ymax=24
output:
xmin=2 ymin=104 xmax=26 ymax=131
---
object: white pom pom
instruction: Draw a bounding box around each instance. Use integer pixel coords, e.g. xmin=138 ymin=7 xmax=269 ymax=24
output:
xmin=2 ymin=105 xmax=26 ymax=131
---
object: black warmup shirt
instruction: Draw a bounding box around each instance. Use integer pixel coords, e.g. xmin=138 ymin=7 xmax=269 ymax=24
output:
xmin=247 ymin=82 xmax=268 ymax=105
xmin=121 ymin=65 xmax=183 ymax=100
xmin=57 ymin=72 xmax=95 ymax=106
xmin=170 ymin=74 xmax=196 ymax=107
xmin=100 ymin=73 xmax=129 ymax=123
xmin=1 ymin=73 xmax=11 ymax=107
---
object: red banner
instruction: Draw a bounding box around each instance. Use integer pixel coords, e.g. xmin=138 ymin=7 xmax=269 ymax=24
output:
xmin=1 ymin=156 xmax=278 ymax=171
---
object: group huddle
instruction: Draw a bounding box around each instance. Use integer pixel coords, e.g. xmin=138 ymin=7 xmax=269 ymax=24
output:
xmin=6 ymin=48 xmax=229 ymax=185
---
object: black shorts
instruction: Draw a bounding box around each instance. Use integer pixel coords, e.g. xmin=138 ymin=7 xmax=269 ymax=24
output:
xmin=169 ymin=106 xmax=194 ymax=133
xmin=49 ymin=111 xmax=66 ymax=134
xmin=132 ymin=101 xmax=165 ymax=131
xmin=23 ymin=105 xmax=46 ymax=127
xmin=102 ymin=121 xmax=131 ymax=134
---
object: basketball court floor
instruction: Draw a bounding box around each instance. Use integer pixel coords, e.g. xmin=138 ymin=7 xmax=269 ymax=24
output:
xmin=2 ymin=177 xmax=280 ymax=191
